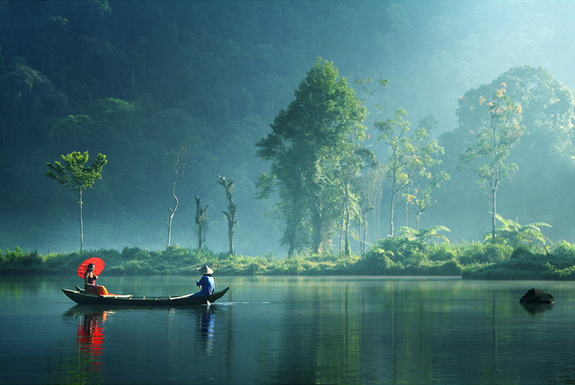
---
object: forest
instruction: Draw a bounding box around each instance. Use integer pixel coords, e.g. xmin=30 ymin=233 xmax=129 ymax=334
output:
xmin=1 ymin=0 xmax=575 ymax=263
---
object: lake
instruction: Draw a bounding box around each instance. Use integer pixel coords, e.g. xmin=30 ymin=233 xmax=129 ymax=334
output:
xmin=0 ymin=275 xmax=573 ymax=384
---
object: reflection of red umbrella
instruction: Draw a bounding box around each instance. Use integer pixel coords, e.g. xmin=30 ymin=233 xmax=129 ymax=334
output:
xmin=77 ymin=257 xmax=105 ymax=279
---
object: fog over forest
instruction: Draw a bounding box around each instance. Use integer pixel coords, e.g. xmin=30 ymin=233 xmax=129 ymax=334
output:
xmin=1 ymin=0 xmax=575 ymax=256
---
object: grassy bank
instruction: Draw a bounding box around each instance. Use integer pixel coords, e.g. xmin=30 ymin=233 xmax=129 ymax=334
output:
xmin=2 ymin=238 xmax=575 ymax=279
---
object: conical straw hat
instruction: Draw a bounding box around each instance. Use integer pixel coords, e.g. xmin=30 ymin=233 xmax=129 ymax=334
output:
xmin=197 ymin=264 xmax=214 ymax=275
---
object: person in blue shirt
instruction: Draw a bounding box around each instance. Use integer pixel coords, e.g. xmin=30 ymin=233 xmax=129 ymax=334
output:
xmin=192 ymin=265 xmax=215 ymax=297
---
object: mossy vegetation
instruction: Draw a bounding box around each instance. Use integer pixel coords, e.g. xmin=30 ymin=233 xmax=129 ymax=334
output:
xmin=2 ymin=238 xmax=574 ymax=280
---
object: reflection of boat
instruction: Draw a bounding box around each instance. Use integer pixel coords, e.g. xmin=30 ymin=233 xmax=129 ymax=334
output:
xmin=62 ymin=286 xmax=230 ymax=306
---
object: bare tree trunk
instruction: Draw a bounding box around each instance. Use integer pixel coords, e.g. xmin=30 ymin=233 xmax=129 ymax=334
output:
xmin=491 ymin=185 xmax=497 ymax=243
xmin=405 ymin=194 xmax=409 ymax=228
xmin=195 ymin=196 xmax=208 ymax=249
xmin=363 ymin=212 xmax=368 ymax=254
xmin=361 ymin=206 xmax=372 ymax=254
xmin=217 ymin=175 xmax=237 ymax=256
xmin=390 ymin=191 xmax=396 ymax=237
xmin=167 ymin=179 xmax=178 ymax=247
xmin=78 ymin=189 xmax=84 ymax=252
xmin=358 ymin=216 xmax=362 ymax=254
xmin=339 ymin=210 xmax=345 ymax=253
xmin=227 ymin=214 xmax=235 ymax=256
xmin=312 ymin=204 xmax=323 ymax=254
xmin=166 ymin=148 xmax=188 ymax=248
xmin=344 ymin=189 xmax=350 ymax=256
xmin=490 ymin=166 xmax=499 ymax=243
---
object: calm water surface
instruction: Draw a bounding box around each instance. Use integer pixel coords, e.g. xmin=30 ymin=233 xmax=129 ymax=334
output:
xmin=1 ymin=276 xmax=574 ymax=384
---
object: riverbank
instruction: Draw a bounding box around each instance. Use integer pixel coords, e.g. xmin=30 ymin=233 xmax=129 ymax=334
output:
xmin=2 ymin=238 xmax=575 ymax=279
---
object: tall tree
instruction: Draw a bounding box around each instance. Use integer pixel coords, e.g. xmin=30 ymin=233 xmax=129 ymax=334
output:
xmin=458 ymin=83 xmax=525 ymax=243
xmin=166 ymin=146 xmax=188 ymax=247
xmin=355 ymin=166 xmax=384 ymax=254
xmin=333 ymin=146 xmax=377 ymax=255
xmin=217 ymin=175 xmax=237 ymax=257
xmin=375 ymin=108 xmax=445 ymax=236
xmin=256 ymin=59 xmax=369 ymax=255
xmin=46 ymin=151 xmax=107 ymax=252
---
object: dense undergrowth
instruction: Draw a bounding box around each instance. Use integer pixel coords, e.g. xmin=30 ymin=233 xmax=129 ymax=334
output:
xmin=2 ymin=238 xmax=575 ymax=280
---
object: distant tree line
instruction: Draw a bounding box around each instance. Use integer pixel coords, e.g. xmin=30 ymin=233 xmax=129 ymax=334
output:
xmin=1 ymin=1 xmax=575 ymax=255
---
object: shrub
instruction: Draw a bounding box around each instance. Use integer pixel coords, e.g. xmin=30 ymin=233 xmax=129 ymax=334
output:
xmin=375 ymin=237 xmax=427 ymax=264
xmin=552 ymin=241 xmax=575 ymax=260
xmin=428 ymin=243 xmax=457 ymax=262
xmin=458 ymin=242 xmax=512 ymax=264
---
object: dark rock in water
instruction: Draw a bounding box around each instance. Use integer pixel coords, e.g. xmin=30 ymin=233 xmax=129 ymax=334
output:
xmin=519 ymin=288 xmax=554 ymax=304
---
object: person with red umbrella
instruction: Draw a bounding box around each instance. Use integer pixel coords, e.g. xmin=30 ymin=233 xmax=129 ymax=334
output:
xmin=78 ymin=258 xmax=109 ymax=296
xmin=84 ymin=263 xmax=109 ymax=295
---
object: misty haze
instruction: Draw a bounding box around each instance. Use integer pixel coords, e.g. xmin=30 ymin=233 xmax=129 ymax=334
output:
xmin=5 ymin=2 xmax=575 ymax=385
xmin=0 ymin=0 xmax=573 ymax=258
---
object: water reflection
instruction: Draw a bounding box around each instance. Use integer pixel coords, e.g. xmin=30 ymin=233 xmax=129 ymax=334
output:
xmin=521 ymin=302 xmax=554 ymax=315
xmin=76 ymin=309 xmax=108 ymax=371
xmin=197 ymin=306 xmax=215 ymax=354
xmin=8 ymin=277 xmax=575 ymax=384
xmin=63 ymin=306 xmax=110 ymax=374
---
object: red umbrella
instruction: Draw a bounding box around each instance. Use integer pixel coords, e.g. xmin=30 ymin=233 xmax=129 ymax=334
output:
xmin=77 ymin=257 xmax=105 ymax=279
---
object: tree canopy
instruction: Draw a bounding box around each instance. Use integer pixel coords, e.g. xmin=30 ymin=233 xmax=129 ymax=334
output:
xmin=256 ymin=59 xmax=369 ymax=254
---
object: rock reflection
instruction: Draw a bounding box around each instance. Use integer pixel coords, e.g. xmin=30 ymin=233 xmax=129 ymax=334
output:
xmin=521 ymin=302 xmax=554 ymax=315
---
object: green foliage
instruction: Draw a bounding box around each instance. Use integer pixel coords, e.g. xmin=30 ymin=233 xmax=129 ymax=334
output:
xmin=0 ymin=247 xmax=42 ymax=273
xmin=256 ymin=58 xmax=372 ymax=255
xmin=551 ymin=240 xmax=575 ymax=260
xmin=46 ymin=151 xmax=107 ymax=193
xmin=456 ymin=242 xmax=512 ymax=265
xmin=2 ymin=239 xmax=575 ymax=280
xmin=375 ymin=108 xmax=445 ymax=236
xmin=463 ymin=241 xmax=575 ymax=280
xmin=483 ymin=213 xmax=552 ymax=248
xmin=458 ymin=83 xmax=526 ymax=243
xmin=395 ymin=225 xmax=451 ymax=243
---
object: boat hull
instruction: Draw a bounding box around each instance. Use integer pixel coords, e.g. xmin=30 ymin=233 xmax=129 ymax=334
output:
xmin=62 ymin=287 xmax=230 ymax=306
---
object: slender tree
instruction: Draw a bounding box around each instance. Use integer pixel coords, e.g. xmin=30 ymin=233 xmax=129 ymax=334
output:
xmin=46 ymin=151 xmax=107 ymax=252
xmin=166 ymin=146 xmax=188 ymax=247
xmin=375 ymin=108 xmax=444 ymax=236
xmin=194 ymin=195 xmax=208 ymax=249
xmin=217 ymin=175 xmax=237 ymax=256
xmin=458 ymin=83 xmax=525 ymax=243
xmin=355 ymin=167 xmax=382 ymax=254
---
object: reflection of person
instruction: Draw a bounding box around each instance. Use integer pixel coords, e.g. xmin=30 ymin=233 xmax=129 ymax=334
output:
xmin=84 ymin=263 xmax=109 ymax=295
xmin=192 ymin=265 xmax=215 ymax=297
xmin=197 ymin=307 xmax=215 ymax=354
xmin=77 ymin=310 xmax=107 ymax=371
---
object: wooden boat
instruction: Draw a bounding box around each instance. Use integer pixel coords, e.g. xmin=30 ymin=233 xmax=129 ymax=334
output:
xmin=62 ymin=286 xmax=230 ymax=306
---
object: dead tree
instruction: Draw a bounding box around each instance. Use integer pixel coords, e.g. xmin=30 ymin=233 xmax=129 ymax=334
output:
xmin=217 ymin=175 xmax=237 ymax=256
xmin=194 ymin=195 xmax=208 ymax=249
xmin=166 ymin=147 xmax=188 ymax=247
